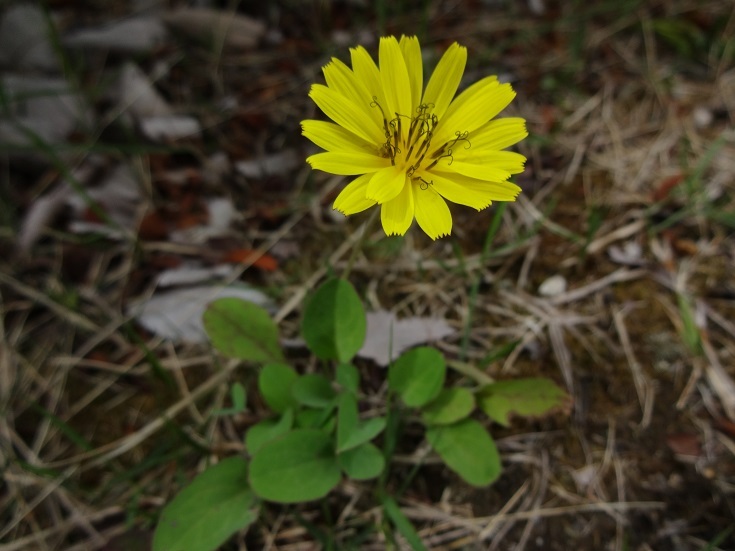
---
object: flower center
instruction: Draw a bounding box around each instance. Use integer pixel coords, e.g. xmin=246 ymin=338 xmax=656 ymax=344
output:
xmin=372 ymin=98 xmax=470 ymax=188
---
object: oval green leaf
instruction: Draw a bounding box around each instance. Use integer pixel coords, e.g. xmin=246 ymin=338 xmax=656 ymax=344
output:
xmin=259 ymin=363 xmax=298 ymax=413
xmin=292 ymin=374 xmax=336 ymax=408
xmin=421 ymin=388 xmax=475 ymax=426
xmin=295 ymin=407 xmax=336 ymax=432
xmin=245 ymin=409 xmax=293 ymax=455
xmin=426 ymin=419 xmax=501 ymax=487
xmin=302 ymin=278 xmax=366 ymax=362
xmin=476 ymin=378 xmax=570 ymax=427
xmin=388 ymin=347 xmax=445 ymax=407
xmin=336 ymin=363 xmax=360 ymax=393
xmin=338 ymin=442 xmax=385 ymax=480
xmin=204 ymin=298 xmax=283 ymax=363
xmin=249 ymin=429 xmax=341 ymax=503
xmin=337 ymin=393 xmax=386 ymax=452
xmin=153 ymin=457 xmax=258 ymax=551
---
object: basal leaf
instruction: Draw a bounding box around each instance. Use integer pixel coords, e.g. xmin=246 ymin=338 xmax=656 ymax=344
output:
xmin=476 ymin=378 xmax=570 ymax=427
xmin=249 ymin=429 xmax=341 ymax=503
xmin=259 ymin=363 xmax=298 ymax=413
xmin=292 ymin=374 xmax=337 ymax=408
xmin=338 ymin=443 xmax=385 ymax=480
xmin=338 ymin=417 xmax=386 ymax=453
xmin=337 ymin=393 xmax=386 ymax=452
xmin=245 ymin=409 xmax=294 ymax=455
xmin=302 ymin=278 xmax=366 ymax=362
xmin=336 ymin=363 xmax=360 ymax=393
xmin=337 ymin=393 xmax=358 ymax=451
xmin=388 ymin=347 xmax=445 ymax=407
xmin=421 ymin=388 xmax=475 ymax=426
xmin=153 ymin=457 xmax=258 ymax=551
xmin=295 ymin=407 xmax=336 ymax=431
xmin=426 ymin=419 xmax=501 ymax=487
xmin=204 ymin=298 xmax=283 ymax=362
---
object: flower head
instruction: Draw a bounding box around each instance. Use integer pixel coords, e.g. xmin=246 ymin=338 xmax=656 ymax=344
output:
xmin=302 ymin=36 xmax=527 ymax=239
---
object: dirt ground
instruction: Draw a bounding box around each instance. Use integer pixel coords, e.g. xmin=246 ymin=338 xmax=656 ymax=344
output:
xmin=1 ymin=1 xmax=734 ymax=550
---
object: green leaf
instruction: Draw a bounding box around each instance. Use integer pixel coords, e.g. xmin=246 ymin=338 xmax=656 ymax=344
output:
xmin=231 ymin=382 xmax=246 ymax=410
xmin=213 ymin=383 xmax=247 ymax=416
xmin=295 ymin=408 xmax=336 ymax=431
xmin=479 ymin=340 xmax=520 ymax=368
xmin=338 ymin=443 xmax=385 ymax=480
xmin=421 ymin=388 xmax=475 ymax=426
xmin=388 ymin=347 xmax=445 ymax=407
xmin=337 ymin=393 xmax=386 ymax=453
xmin=245 ymin=409 xmax=294 ymax=455
xmin=302 ymin=278 xmax=366 ymax=362
xmin=249 ymin=430 xmax=341 ymax=503
xmin=292 ymin=374 xmax=336 ymax=408
xmin=259 ymin=363 xmax=298 ymax=413
xmin=382 ymin=496 xmax=428 ymax=551
xmin=336 ymin=363 xmax=360 ymax=393
xmin=336 ymin=393 xmax=358 ymax=447
xmin=204 ymin=298 xmax=283 ymax=363
xmin=476 ymin=378 xmax=570 ymax=427
xmin=426 ymin=419 xmax=501 ymax=487
xmin=153 ymin=457 xmax=258 ymax=551
xmin=677 ymin=293 xmax=702 ymax=354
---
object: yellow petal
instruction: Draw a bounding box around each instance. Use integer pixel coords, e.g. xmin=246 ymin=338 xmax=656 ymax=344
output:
xmin=301 ymin=120 xmax=374 ymax=153
xmin=350 ymin=46 xmax=387 ymax=107
xmin=414 ymin=183 xmax=452 ymax=239
xmin=429 ymin=158 xmax=511 ymax=181
xmin=381 ymin=180 xmax=414 ymax=236
xmin=307 ymin=151 xmax=388 ymax=175
xmin=309 ymin=84 xmax=385 ymax=145
xmin=366 ymin=164 xmax=408 ymax=204
xmin=433 ymin=78 xmax=514 ymax=147
xmin=450 ymin=150 xmax=527 ymax=176
xmin=428 ymin=171 xmax=521 ymax=210
xmin=469 ymin=118 xmax=528 ymax=151
xmin=399 ymin=35 xmax=422 ymax=111
xmin=333 ymin=173 xmax=376 ymax=215
xmin=379 ymin=37 xmax=412 ymax=125
xmin=422 ymin=42 xmax=467 ymax=120
xmin=323 ymin=58 xmax=383 ymax=132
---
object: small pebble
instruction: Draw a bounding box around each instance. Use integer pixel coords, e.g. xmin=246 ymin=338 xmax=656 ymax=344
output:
xmin=692 ymin=106 xmax=713 ymax=128
xmin=538 ymin=274 xmax=567 ymax=297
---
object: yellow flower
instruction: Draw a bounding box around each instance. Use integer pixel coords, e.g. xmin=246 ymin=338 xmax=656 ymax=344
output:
xmin=302 ymin=35 xmax=527 ymax=240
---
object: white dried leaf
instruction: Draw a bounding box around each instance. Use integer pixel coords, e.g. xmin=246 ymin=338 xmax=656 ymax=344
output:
xmin=0 ymin=5 xmax=59 ymax=72
xmin=357 ymin=310 xmax=455 ymax=367
xmin=18 ymin=159 xmax=108 ymax=251
xmin=203 ymin=152 xmax=231 ymax=185
xmin=169 ymin=197 xmax=239 ymax=244
xmin=235 ymin=150 xmax=299 ymax=179
xmin=64 ymin=16 xmax=168 ymax=54
xmin=608 ymin=241 xmax=643 ymax=266
xmin=117 ymin=63 xmax=172 ymax=119
xmin=128 ymin=285 xmax=273 ymax=342
xmin=17 ymin=184 xmax=71 ymax=254
xmin=0 ymin=75 xmax=91 ymax=148
xmin=140 ymin=115 xmax=201 ymax=141
xmin=156 ymin=263 xmax=240 ymax=287
xmin=162 ymin=8 xmax=265 ymax=50
xmin=67 ymin=163 xmax=141 ymax=232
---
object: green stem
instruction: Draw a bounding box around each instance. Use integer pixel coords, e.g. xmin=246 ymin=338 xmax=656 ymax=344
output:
xmin=460 ymin=203 xmax=507 ymax=361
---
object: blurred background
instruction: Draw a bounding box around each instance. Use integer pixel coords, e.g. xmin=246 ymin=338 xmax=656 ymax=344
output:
xmin=1 ymin=1 xmax=734 ymax=549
